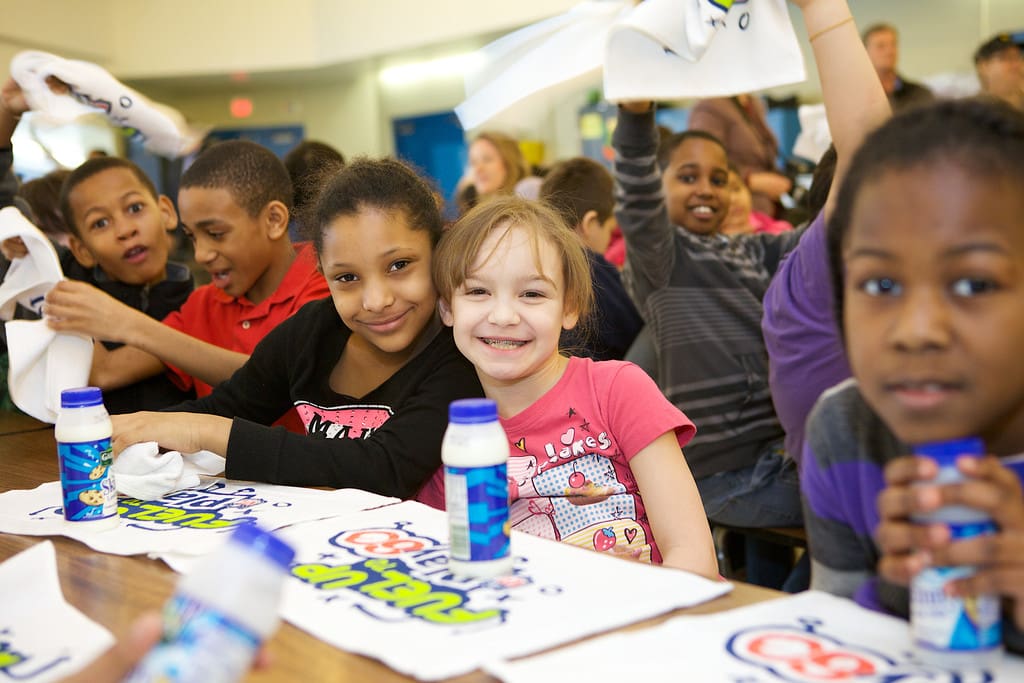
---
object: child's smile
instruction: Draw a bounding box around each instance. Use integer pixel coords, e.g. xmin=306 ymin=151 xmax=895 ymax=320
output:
xmin=661 ymin=137 xmax=730 ymax=234
xmin=842 ymin=162 xmax=1024 ymax=453
xmin=443 ymin=225 xmax=578 ymax=400
xmin=320 ymin=208 xmax=437 ymax=361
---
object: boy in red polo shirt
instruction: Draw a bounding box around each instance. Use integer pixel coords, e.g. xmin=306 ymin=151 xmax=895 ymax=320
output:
xmin=44 ymin=141 xmax=330 ymax=430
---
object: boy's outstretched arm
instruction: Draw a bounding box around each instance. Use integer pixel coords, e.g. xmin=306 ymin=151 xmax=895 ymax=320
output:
xmin=793 ymin=0 xmax=890 ymax=218
xmin=46 ymin=280 xmax=249 ymax=389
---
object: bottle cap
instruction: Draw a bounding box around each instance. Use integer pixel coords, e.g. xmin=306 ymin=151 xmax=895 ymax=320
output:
xmin=60 ymin=387 xmax=104 ymax=409
xmin=449 ymin=398 xmax=498 ymax=424
xmin=913 ymin=437 xmax=985 ymax=467
xmin=228 ymin=524 xmax=295 ymax=569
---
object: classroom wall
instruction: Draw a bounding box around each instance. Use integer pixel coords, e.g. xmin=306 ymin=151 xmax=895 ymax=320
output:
xmin=104 ymin=0 xmax=579 ymax=78
xmin=0 ymin=1 xmax=113 ymax=75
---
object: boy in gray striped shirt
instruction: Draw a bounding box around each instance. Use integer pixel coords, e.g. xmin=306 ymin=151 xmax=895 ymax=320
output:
xmin=613 ymin=102 xmax=806 ymax=588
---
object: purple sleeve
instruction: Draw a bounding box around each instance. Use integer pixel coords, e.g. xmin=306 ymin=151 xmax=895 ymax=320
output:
xmin=762 ymin=212 xmax=852 ymax=461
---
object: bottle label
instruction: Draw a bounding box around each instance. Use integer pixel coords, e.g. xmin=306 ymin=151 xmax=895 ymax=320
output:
xmin=444 ymin=463 xmax=510 ymax=563
xmin=911 ymin=522 xmax=1001 ymax=656
xmin=57 ymin=438 xmax=117 ymax=523
xmin=124 ymin=594 xmax=260 ymax=683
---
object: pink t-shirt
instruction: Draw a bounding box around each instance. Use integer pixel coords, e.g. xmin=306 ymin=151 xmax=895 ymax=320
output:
xmin=500 ymin=357 xmax=695 ymax=564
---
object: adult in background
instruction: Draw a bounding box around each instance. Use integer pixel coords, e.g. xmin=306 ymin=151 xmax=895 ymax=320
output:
xmin=862 ymin=23 xmax=933 ymax=111
xmin=974 ymin=33 xmax=1024 ymax=111
xmin=687 ymin=94 xmax=791 ymax=217
xmin=459 ymin=131 xmax=541 ymax=213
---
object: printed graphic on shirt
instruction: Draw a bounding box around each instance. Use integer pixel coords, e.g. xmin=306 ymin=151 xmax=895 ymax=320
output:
xmin=507 ymin=405 xmax=652 ymax=562
xmin=295 ymin=401 xmax=393 ymax=439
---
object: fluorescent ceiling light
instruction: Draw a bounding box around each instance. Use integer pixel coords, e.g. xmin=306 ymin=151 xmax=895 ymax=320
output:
xmin=380 ymin=53 xmax=483 ymax=86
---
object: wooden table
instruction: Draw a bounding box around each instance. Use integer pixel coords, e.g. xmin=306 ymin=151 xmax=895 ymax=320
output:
xmin=0 ymin=415 xmax=784 ymax=681
xmin=0 ymin=410 xmax=49 ymax=436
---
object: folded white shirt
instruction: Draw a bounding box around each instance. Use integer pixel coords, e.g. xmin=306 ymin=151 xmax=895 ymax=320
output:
xmin=112 ymin=442 xmax=226 ymax=500
xmin=0 ymin=207 xmax=93 ymax=423
xmin=10 ymin=50 xmax=208 ymax=158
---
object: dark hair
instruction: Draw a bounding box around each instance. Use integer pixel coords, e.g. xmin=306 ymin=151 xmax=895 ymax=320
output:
xmin=974 ymin=32 xmax=1022 ymax=64
xmin=861 ymin=23 xmax=897 ymax=45
xmin=20 ymin=169 xmax=71 ymax=238
xmin=827 ymin=97 xmax=1024 ymax=333
xmin=658 ymin=130 xmax=727 ymax=171
xmin=806 ymin=144 xmax=837 ymax=220
xmin=539 ymin=157 xmax=615 ymax=227
xmin=306 ymin=157 xmax=443 ymax=258
xmin=180 ymin=140 xmax=292 ymax=218
xmin=283 ymin=141 xmax=345 ymax=211
xmin=59 ymin=157 xmax=159 ymax=237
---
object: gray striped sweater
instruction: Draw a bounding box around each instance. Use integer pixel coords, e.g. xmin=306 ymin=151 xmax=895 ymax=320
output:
xmin=612 ymin=107 xmax=804 ymax=479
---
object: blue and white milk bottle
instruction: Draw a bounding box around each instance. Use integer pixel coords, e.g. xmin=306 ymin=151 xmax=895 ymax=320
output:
xmin=125 ymin=524 xmax=295 ymax=683
xmin=55 ymin=387 xmax=118 ymax=529
xmin=442 ymin=398 xmax=512 ymax=577
xmin=911 ymin=437 xmax=1002 ymax=668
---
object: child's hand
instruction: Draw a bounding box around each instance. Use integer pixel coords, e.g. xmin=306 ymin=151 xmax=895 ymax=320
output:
xmin=1 ymin=74 xmax=71 ymax=119
xmin=1 ymin=236 xmax=27 ymax=260
xmin=931 ymin=456 xmax=1024 ymax=629
xmin=619 ymin=101 xmax=653 ymax=114
xmin=1 ymin=77 xmax=30 ymax=120
xmin=44 ymin=280 xmax=138 ymax=342
xmin=878 ymin=454 xmax=1024 ymax=629
xmin=876 ymin=455 xmax=946 ymax=586
xmin=57 ymin=612 xmax=163 ymax=683
xmin=112 ymin=412 xmax=230 ymax=457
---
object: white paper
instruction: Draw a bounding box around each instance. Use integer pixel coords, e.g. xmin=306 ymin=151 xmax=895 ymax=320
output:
xmin=0 ymin=478 xmax=397 ymax=558
xmin=0 ymin=206 xmax=93 ymax=423
xmin=273 ymin=501 xmax=730 ymax=680
xmin=487 ymin=591 xmax=1024 ymax=682
xmin=0 ymin=541 xmax=114 ymax=682
xmin=604 ymin=0 xmax=806 ymax=101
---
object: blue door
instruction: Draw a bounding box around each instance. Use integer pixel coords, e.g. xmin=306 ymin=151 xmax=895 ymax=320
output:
xmin=393 ymin=111 xmax=466 ymax=221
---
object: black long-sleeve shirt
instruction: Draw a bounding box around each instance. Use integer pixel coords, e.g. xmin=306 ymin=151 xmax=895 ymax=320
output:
xmin=173 ymin=297 xmax=484 ymax=501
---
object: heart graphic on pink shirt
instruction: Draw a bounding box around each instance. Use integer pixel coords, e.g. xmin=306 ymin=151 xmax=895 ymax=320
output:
xmin=560 ymin=428 xmax=575 ymax=445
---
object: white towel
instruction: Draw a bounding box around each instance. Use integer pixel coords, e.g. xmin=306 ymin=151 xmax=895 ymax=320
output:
xmin=0 ymin=207 xmax=93 ymax=423
xmin=10 ymin=50 xmax=208 ymax=158
xmin=112 ymin=441 xmax=226 ymax=500
xmin=455 ymin=0 xmax=807 ymax=130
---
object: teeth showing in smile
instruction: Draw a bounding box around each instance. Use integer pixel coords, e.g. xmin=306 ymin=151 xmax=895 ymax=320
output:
xmin=895 ymin=381 xmax=952 ymax=391
xmin=692 ymin=206 xmax=714 ymax=216
xmin=482 ymin=338 xmax=526 ymax=349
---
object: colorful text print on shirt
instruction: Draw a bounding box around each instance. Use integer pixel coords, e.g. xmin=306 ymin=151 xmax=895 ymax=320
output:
xmin=726 ymin=618 xmax=994 ymax=683
xmin=295 ymin=402 xmax=393 ymax=440
xmin=291 ymin=521 xmax=562 ymax=629
xmin=0 ymin=631 xmax=69 ymax=680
